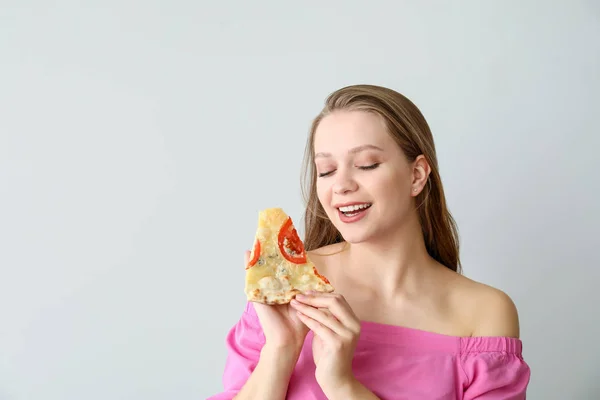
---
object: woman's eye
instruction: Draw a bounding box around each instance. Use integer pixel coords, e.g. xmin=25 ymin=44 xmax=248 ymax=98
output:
xmin=318 ymin=170 xmax=334 ymax=178
xmin=358 ymin=163 xmax=380 ymax=170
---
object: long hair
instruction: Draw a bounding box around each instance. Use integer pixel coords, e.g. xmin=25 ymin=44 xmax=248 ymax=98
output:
xmin=300 ymin=84 xmax=462 ymax=273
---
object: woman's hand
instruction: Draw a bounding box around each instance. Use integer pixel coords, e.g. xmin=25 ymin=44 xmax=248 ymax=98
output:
xmin=290 ymin=291 xmax=361 ymax=395
xmin=229 ymin=254 xmax=309 ymax=400
xmin=244 ymin=251 xmax=309 ymax=353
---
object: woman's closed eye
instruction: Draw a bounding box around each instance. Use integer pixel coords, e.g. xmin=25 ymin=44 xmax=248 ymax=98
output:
xmin=318 ymin=170 xmax=334 ymax=178
xmin=317 ymin=163 xmax=381 ymax=178
xmin=358 ymin=163 xmax=380 ymax=170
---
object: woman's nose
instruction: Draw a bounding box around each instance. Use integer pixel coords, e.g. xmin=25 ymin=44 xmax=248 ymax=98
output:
xmin=332 ymin=171 xmax=358 ymax=195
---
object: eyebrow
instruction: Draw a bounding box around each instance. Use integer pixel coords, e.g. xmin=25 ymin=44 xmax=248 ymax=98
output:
xmin=315 ymin=144 xmax=384 ymax=159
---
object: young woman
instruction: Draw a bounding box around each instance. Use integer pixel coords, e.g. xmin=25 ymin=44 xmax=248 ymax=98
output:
xmin=208 ymin=84 xmax=531 ymax=399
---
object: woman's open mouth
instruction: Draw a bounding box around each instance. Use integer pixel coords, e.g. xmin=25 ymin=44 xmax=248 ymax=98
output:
xmin=337 ymin=203 xmax=372 ymax=222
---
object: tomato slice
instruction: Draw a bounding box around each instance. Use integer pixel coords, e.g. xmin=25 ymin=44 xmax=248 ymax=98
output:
xmin=246 ymin=238 xmax=261 ymax=269
xmin=278 ymin=217 xmax=307 ymax=264
xmin=313 ymin=266 xmax=331 ymax=284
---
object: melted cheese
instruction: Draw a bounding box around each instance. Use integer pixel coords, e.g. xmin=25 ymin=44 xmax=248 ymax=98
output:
xmin=244 ymin=207 xmax=334 ymax=304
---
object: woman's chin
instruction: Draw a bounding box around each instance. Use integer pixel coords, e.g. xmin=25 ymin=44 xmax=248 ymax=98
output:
xmin=336 ymin=230 xmax=373 ymax=245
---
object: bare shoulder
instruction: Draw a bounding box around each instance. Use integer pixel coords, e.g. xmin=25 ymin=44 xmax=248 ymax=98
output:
xmin=306 ymin=242 xmax=347 ymax=275
xmin=451 ymin=272 xmax=521 ymax=338
xmin=307 ymin=241 xmax=347 ymax=256
xmin=307 ymin=242 xmax=347 ymax=262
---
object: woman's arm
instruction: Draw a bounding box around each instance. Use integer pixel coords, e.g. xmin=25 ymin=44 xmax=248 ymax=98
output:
xmin=209 ymin=252 xmax=311 ymax=399
xmin=207 ymin=304 xmax=305 ymax=400
xmin=233 ymin=344 xmax=301 ymax=400
xmin=324 ymin=378 xmax=381 ymax=400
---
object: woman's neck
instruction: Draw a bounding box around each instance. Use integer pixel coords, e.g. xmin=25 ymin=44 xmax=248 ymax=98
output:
xmin=341 ymin=215 xmax=437 ymax=299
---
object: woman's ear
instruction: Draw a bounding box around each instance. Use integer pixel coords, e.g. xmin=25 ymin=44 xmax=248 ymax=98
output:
xmin=411 ymin=155 xmax=431 ymax=196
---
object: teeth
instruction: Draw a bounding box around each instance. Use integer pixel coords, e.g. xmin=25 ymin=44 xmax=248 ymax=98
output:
xmin=339 ymin=203 xmax=371 ymax=212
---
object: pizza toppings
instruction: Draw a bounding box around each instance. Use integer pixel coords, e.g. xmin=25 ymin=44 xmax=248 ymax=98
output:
xmin=313 ymin=266 xmax=331 ymax=284
xmin=245 ymin=207 xmax=334 ymax=304
xmin=258 ymin=276 xmax=283 ymax=290
xmin=277 ymin=217 xmax=307 ymax=264
xmin=246 ymin=237 xmax=261 ymax=269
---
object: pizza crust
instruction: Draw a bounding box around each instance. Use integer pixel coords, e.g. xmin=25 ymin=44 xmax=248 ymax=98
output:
xmin=244 ymin=208 xmax=334 ymax=305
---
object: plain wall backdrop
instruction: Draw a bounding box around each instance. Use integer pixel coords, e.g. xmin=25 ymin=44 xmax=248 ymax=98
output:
xmin=1 ymin=1 xmax=599 ymax=399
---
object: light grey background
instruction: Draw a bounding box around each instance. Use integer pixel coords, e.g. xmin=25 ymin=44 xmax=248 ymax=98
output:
xmin=1 ymin=1 xmax=599 ymax=399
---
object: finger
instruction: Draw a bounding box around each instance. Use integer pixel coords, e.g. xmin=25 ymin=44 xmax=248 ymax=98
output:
xmin=295 ymin=310 xmax=337 ymax=342
xmin=319 ymin=307 xmax=336 ymax=321
xmin=295 ymin=293 xmax=360 ymax=332
xmin=290 ymin=299 xmax=347 ymax=336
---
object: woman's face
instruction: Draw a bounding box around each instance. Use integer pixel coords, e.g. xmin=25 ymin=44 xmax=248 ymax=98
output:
xmin=313 ymin=110 xmax=424 ymax=244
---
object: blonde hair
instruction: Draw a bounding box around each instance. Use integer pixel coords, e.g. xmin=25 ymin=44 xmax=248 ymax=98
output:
xmin=300 ymin=84 xmax=462 ymax=273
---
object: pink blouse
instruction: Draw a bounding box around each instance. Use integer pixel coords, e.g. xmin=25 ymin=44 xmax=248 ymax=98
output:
xmin=208 ymin=302 xmax=531 ymax=399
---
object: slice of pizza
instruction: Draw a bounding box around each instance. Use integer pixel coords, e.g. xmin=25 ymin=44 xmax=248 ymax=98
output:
xmin=244 ymin=207 xmax=334 ymax=305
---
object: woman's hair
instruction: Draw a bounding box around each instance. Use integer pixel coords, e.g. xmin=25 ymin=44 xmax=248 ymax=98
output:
xmin=300 ymin=84 xmax=462 ymax=273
